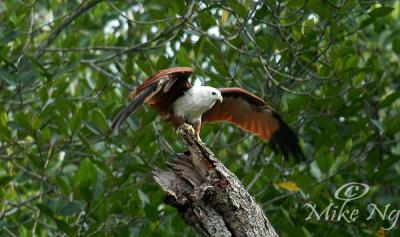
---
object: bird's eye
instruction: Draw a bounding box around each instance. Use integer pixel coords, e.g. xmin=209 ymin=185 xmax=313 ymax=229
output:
xmin=212 ymin=92 xmax=216 ymax=95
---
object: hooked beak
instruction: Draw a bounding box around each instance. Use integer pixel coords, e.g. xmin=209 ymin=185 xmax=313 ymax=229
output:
xmin=218 ymin=95 xmax=223 ymax=103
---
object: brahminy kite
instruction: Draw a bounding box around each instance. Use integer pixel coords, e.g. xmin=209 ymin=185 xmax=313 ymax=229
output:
xmin=112 ymin=67 xmax=304 ymax=160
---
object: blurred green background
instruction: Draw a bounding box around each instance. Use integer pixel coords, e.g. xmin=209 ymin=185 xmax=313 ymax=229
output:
xmin=1 ymin=0 xmax=399 ymax=236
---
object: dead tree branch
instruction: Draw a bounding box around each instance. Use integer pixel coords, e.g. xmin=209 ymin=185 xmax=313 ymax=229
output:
xmin=153 ymin=124 xmax=278 ymax=237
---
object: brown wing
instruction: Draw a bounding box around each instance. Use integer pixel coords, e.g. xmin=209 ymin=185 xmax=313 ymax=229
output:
xmin=111 ymin=67 xmax=193 ymax=131
xmin=202 ymin=88 xmax=304 ymax=160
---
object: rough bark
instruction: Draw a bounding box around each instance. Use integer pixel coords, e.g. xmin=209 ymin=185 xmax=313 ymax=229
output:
xmin=153 ymin=124 xmax=278 ymax=237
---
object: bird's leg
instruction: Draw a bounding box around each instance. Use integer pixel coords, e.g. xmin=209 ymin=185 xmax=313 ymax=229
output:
xmin=193 ymin=120 xmax=203 ymax=143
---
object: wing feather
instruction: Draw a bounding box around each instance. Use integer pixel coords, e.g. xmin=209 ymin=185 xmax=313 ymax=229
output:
xmin=203 ymin=87 xmax=304 ymax=160
xmin=111 ymin=67 xmax=193 ymax=131
xmin=133 ymin=67 xmax=192 ymax=97
xmin=111 ymin=83 xmax=158 ymax=131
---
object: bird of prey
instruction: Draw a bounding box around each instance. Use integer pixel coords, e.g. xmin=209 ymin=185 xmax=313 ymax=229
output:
xmin=112 ymin=67 xmax=304 ymax=160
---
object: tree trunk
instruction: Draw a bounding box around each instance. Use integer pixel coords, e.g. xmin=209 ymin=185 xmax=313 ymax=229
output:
xmin=153 ymin=124 xmax=278 ymax=237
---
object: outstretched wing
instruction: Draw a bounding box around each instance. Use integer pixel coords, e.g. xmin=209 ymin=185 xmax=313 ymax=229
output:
xmin=111 ymin=67 xmax=193 ymax=131
xmin=202 ymin=88 xmax=305 ymax=160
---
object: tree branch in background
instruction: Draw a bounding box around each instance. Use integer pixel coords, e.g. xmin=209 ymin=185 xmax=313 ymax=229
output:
xmin=153 ymin=124 xmax=278 ymax=237
xmin=34 ymin=0 xmax=103 ymax=58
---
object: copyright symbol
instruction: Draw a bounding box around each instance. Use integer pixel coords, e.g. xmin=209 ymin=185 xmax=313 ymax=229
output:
xmin=334 ymin=182 xmax=369 ymax=201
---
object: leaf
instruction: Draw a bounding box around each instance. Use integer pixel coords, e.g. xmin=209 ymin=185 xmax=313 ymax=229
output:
xmin=376 ymin=228 xmax=385 ymax=237
xmin=198 ymin=11 xmax=215 ymax=30
xmin=384 ymin=114 xmax=400 ymax=135
xmin=12 ymin=112 xmax=32 ymax=133
xmin=80 ymin=186 xmax=93 ymax=202
xmin=0 ymin=2 xmax=7 ymax=14
xmin=0 ymin=30 xmax=19 ymax=44
xmin=31 ymin=115 xmax=41 ymax=130
xmin=92 ymin=159 xmax=113 ymax=176
xmin=125 ymin=55 xmax=134 ymax=81
xmin=54 ymin=176 xmax=71 ymax=195
xmin=144 ymin=204 xmax=159 ymax=220
xmin=74 ymin=158 xmax=98 ymax=186
xmin=28 ymin=56 xmax=52 ymax=79
xmin=278 ymin=182 xmax=301 ymax=192
xmin=392 ymin=37 xmax=400 ymax=55
xmin=368 ymin=7 xmax=394 ymax=18
xmin=345 ymin=139 xmax=353 ymax=152
xmin=54 ymin=218 xmax=74 ymax=236
xmin=220 ymin=10 xmax=229 ymax=25
xmin=60 ymin=201 xmax=84 ymax=216
xmin=0 ymin=175 xmax=14 ymax=185
xmin=70 ymin=105 xmax=83 ymax=133
xmin=359 ymin=17 xmax=375 ymax=29
xmin=90 ymin=109 xmax=108 ymax=133
xmin=380 ymin=91 xmax=400 ymax=108
xmin=308 ymin=0 xmax=331 ymax=19
xmin=138 ymin=189 xmax=150 ymax=205
xmin=136 ymin=60 xmax=152 ymax=76
xmin=288 ymin=0 xmax=306 ymax=9
xmin=0 ymin=69 xmax=14 ymax=85
xmin=371 ymin=119 xmax=383 ymax=134
xmin=227 ymin=0 xmax=248 ymax=18
xmin=83 ymin=121 xmax=101 ymax=135
xmin=36 ymin=203 xmax=54 ymax=217
xmin=176 ymin=48 xmax=190 ymax=67
xmin=170 ymin=0 xmax=185 ymax=13
xmin=15 ymin=62 xmax=38 ymax=84
xmin=0 ymin=112 xmax=9 ymax=129
xmin=156 ymin=56 xmax=169 ymax=70
xmin=210 ymin=58 xmax=228 ymax=75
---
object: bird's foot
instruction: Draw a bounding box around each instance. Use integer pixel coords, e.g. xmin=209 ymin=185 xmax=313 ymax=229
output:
xmin=178 ymin=123 xmax=204 ymax=144
xmin=178 ymin=123 xmax=196 ymax=134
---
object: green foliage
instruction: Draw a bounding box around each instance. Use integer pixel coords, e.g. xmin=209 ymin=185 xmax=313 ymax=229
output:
xmin=1 ymin=0 xmax=400 ymax=236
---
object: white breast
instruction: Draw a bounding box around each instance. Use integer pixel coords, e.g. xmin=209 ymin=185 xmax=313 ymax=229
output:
xmin=172 ymin=86 xmax=218 ymax=124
